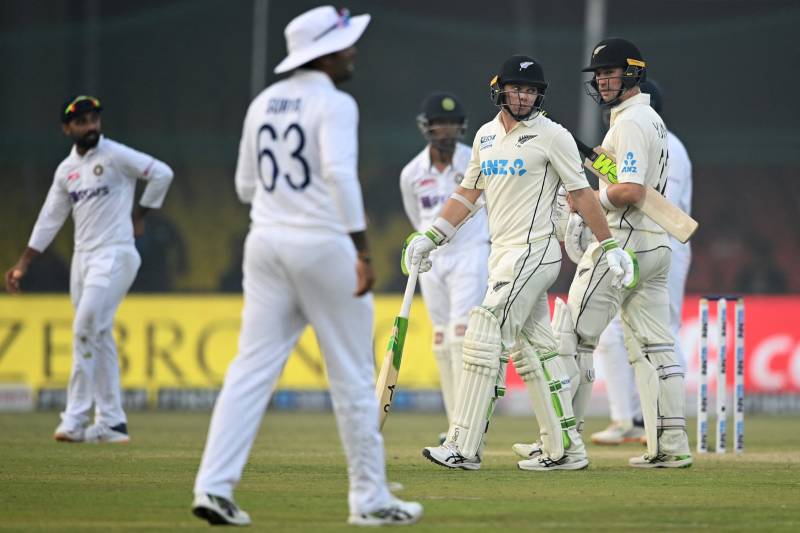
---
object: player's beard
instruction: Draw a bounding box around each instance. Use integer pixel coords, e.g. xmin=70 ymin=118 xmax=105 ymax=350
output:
xmin=431 ymin=137 xmax=457 ymax=155
xmin=74 ymin=130 xmax=100 ymax=149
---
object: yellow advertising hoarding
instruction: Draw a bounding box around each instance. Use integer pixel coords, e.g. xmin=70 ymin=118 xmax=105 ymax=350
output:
xmin=0 ymin=295 xmax=439 ymax=395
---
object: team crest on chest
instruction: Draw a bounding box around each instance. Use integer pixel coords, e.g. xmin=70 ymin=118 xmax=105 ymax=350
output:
xmin=454 ymin=173 xmax=464 ymax=185
xmin=515 ymin=134 xmax=537 ymax=148
xmin=93 ymin=164 xmax=104 ymax=176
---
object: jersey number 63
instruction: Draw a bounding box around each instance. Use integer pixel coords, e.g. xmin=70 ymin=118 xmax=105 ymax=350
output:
xmin=257 ymin=123 xmax=311 ymax=191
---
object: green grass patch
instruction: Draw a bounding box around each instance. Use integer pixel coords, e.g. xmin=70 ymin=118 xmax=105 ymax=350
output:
xmin=0 ymin=412 xmax=798 ymax=531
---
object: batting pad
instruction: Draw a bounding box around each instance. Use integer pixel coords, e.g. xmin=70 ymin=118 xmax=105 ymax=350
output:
xmin=432 ymin=325 xmax=456 ymax=424
xmin=625 ymin=328 xmax=690 ymax=457
xmin=449 ymin=307 xmax=501 ymax=458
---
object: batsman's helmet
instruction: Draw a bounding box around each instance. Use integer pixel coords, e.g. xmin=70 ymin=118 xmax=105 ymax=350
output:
xmin=489 ymin=55 xmax=548 ymax=121
xmin=583 ymin=38 xmax=646 ymax=107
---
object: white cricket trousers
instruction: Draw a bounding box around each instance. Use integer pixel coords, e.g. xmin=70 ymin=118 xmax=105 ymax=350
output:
xmin=61 ymin=244 xmax=140 ymax=429
xmin=194 ymin=227 xmax=392 ymax=515
xmin=596 ymin=240 xmax=691 ymax=423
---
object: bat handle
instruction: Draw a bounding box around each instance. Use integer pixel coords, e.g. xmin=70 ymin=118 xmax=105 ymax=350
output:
xmin=399 ymin=263 xmax=419 ymax=319
xmin=572 ymin=136 xmax=594 ymax=159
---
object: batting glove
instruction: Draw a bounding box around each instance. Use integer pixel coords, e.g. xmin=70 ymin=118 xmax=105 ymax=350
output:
xmin=602 ymin=238 xmax=638 ymax=290
xmin=401 ymin=231 xmax=440 ymax=275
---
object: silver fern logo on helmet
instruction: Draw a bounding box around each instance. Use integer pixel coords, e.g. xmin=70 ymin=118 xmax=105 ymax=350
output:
xmin=593 ymin=44 xmax=606 ymax=57
xmin=519 ymin=61 xmax=534 ymax=70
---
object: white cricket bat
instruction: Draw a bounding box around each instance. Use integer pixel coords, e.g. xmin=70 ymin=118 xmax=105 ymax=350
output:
xmin=375 ymin=262 xmax=420 ymax=430
xmin=575 ymin=139 xmax=699 ymax=243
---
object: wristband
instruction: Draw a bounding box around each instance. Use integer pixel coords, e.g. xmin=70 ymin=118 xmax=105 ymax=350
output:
xmin=599 ymin=188 xmax=616 ymax=210
xmin=426 ymin=216 xmax=457 ymax=246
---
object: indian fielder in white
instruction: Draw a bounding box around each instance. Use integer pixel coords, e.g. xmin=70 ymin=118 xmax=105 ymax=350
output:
xmin=514 ymin=39 xmax=692 ymax=469
xmin=191 ymin=6 xmax=422 ymax=527
xmin=4 ymin=95 xmax=174 ymax=444
xmin=591 ymin=80 xmax=693 ymax=445
xmin=404 ymin=55 xmax=635 ymax=472
xmin=400 ymin=92 xmax=489 ymax=439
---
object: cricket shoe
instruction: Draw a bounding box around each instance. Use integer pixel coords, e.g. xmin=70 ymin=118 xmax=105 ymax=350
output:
xmin=518 ymin=452 xmax=589 ymax=471
xmin=348 ymin=497 xmax=423 ymax=526
xmin=511 ymin=441 xmax=543 ymax=459
xmin=422 ymin=442 xmax=481 ymax=470
xmin=53 ymin=423 xmax=85 ymax=443
xmin=590 ymin=421 xmax=645 ymax=445
xmin=84 ymin=422 xmax=130 ymax=443
xmin=629 ymin=453 xmax=692 ymax=469
xmin=192 ymin=493 xmax=251 ymax=526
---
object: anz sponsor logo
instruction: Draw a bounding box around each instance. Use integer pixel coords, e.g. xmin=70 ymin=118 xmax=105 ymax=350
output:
xmin=479 ymin=134 xmax=495 ymax=151
xmin=621 ymin=152 xmax=638 ymax=174
xmin=69 ymin=185 xmax=109 ymax=204
xmin=480 ymin=158 xmax=527 ymax=177
xmin=420 ymin=194 xmax=448 ymax=209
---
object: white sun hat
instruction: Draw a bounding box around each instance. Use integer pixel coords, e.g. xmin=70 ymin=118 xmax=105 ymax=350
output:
xmin=274 ymin=6 xmax=371 ymax=75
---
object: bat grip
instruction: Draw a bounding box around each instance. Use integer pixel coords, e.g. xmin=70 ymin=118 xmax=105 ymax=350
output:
xmin=572 ymin=136 xmax=594 ymax=159
xmin=399 ymin=263 xmax=419 ymax=319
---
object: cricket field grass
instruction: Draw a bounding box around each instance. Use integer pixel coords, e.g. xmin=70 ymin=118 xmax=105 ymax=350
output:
xmin=1 ymin=412 xmax=798 ymax=532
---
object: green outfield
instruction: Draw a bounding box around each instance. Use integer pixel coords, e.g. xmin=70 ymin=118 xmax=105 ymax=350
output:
xmin=0 ymin=412 xmax=798 ymax=532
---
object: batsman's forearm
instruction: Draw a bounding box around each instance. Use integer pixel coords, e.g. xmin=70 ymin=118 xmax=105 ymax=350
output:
xmin=606 ymin=182 xmax=645 ymax=207
xmin=572 ymin=188 xmax=612 ymax=242
xmin=437 ymin=186 xmax=482 ymax=228
xmin=437 ymin=199 xmax=471 ymax=229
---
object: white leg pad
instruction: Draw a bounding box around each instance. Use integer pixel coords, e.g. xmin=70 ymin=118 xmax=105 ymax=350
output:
xmin=551 ymin=297 xmax=588 ymax=432
xmin=512 ymin=340 xmax=584 ymax=460
xmin=432 ymin=326 xmax=456 ymax=424
xmin=448 ymin=307 xmax=502 ymax=458
xmin=572 ymin=344 xmax=596 ymax=433
xmin=449 ymin=322 xmax=466 ymax=424
xmin=625 ymin=329 xmax=690 ymax=457
xmin=551 ymin=297 xmax=578 ymax=357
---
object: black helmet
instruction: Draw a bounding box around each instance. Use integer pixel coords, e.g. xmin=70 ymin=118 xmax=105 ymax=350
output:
xmin=583 ymin=38 xmax=646 ymax=108
xmin=416 ymin=92 xmax=467 ymax=153
xmin=61 ymin=94 xmax=103 ymax=123
xmin=489 ymin=55 xmax=548 ymax=121
xmin=639 ymin=79 xmax=663 ymax=114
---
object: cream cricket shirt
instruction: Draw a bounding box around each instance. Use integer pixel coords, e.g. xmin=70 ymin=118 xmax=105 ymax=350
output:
xmin=602 ymin=93 xmax=670 ymax=238
xmin=461 ymin=113 xmax=589 ymax=247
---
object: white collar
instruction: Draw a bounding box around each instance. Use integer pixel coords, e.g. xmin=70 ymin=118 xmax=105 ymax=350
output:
xmin=610 ymin=92 xmax=651 ymax=124
xmin=291 ymin=68 xmax=336 ymax=87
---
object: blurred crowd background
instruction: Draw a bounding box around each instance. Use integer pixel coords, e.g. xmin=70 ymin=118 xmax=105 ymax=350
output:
xmin=2 ymin=0 xmax=798 ymax=294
